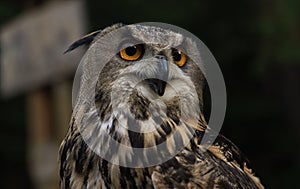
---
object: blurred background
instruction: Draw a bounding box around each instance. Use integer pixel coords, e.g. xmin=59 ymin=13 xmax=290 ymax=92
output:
xmin=0 ymin=0 xmax=299 ymax=188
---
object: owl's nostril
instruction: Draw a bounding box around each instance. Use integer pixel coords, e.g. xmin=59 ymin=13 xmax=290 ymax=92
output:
xmin=146 ymin=79 xmax=167 ymax=96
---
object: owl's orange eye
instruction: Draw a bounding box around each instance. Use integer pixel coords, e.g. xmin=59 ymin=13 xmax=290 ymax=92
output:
xmin=119 ymin=44 xmax=144 ymax=61
xmin=172 ymin=49 xmax=187 ymax=67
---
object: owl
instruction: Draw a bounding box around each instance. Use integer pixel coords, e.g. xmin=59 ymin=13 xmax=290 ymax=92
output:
xmin=59 ymin=23 xmax=264 ymax=189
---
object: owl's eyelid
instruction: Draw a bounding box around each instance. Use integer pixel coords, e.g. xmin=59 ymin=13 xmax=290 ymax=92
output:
xmin=119 ymin=39 xmax=144 ymax=50
xmin=172 ymin=46 xmax=187 ymax=53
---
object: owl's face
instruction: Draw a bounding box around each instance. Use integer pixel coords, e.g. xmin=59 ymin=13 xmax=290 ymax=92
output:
xmin=94 ymin=25 xmax=205 ymax=131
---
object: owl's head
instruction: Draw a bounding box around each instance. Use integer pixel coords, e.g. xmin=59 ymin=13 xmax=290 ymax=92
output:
xmin=69 ymin=23 xmax=206 ymax=152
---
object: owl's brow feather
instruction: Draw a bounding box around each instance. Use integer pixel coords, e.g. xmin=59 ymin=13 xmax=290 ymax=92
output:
xmin=64 ymin=30 xmax=101 ymax=54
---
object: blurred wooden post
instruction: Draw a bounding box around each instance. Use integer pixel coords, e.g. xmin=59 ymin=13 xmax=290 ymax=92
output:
xmin=22 ymin=0 xmax=55 ymax=186
xmin=27 ymin=82 xmax=72 ymax=189
xmin=27 ymin=88 xmax=58 ymax=189
xmin=0 ymin=1 xmax=86 ymax=188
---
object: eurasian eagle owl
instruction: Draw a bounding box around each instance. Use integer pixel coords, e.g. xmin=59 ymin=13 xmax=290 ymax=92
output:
xmin=59 ymin=23 xmax=264 ymax=189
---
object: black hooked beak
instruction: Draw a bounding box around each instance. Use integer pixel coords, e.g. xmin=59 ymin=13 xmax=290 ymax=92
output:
xmin=146 ymin=55 xmax=169 ymax=96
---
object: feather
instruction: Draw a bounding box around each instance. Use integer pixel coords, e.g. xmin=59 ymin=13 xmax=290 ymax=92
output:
xmin=64 ymin=30 xmax=101 ymax=54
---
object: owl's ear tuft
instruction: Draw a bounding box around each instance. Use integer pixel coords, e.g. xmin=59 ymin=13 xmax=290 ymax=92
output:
xmin=64 ymin=30 xmax=101 ymax=54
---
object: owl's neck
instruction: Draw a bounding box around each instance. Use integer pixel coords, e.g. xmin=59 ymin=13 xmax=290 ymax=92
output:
xmin=74 ymin=104 xmax=194 ymax=165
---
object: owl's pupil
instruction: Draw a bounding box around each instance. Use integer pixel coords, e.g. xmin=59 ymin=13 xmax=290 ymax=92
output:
xmin=173 ymin=51 xmax=182 ymax=61
xmin=125 ymin=46 xmax=137 ymax=56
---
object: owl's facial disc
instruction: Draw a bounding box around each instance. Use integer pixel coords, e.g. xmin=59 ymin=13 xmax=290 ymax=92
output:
xmin=110 ymin=41 xmax=198 ymax=127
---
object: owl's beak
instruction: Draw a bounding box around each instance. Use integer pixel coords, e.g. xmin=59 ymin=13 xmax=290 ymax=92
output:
xmin=147 ymin=78 xmax=167 ymax=96
xmin=156 ymin=55 xmax=169 ymax=82
xmin=146 ymin=55 xmax=169 ymax=96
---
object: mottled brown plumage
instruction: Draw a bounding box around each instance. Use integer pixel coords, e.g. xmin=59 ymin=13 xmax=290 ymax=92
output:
xmin=59 ymin=23 xmax=264 ymax=189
